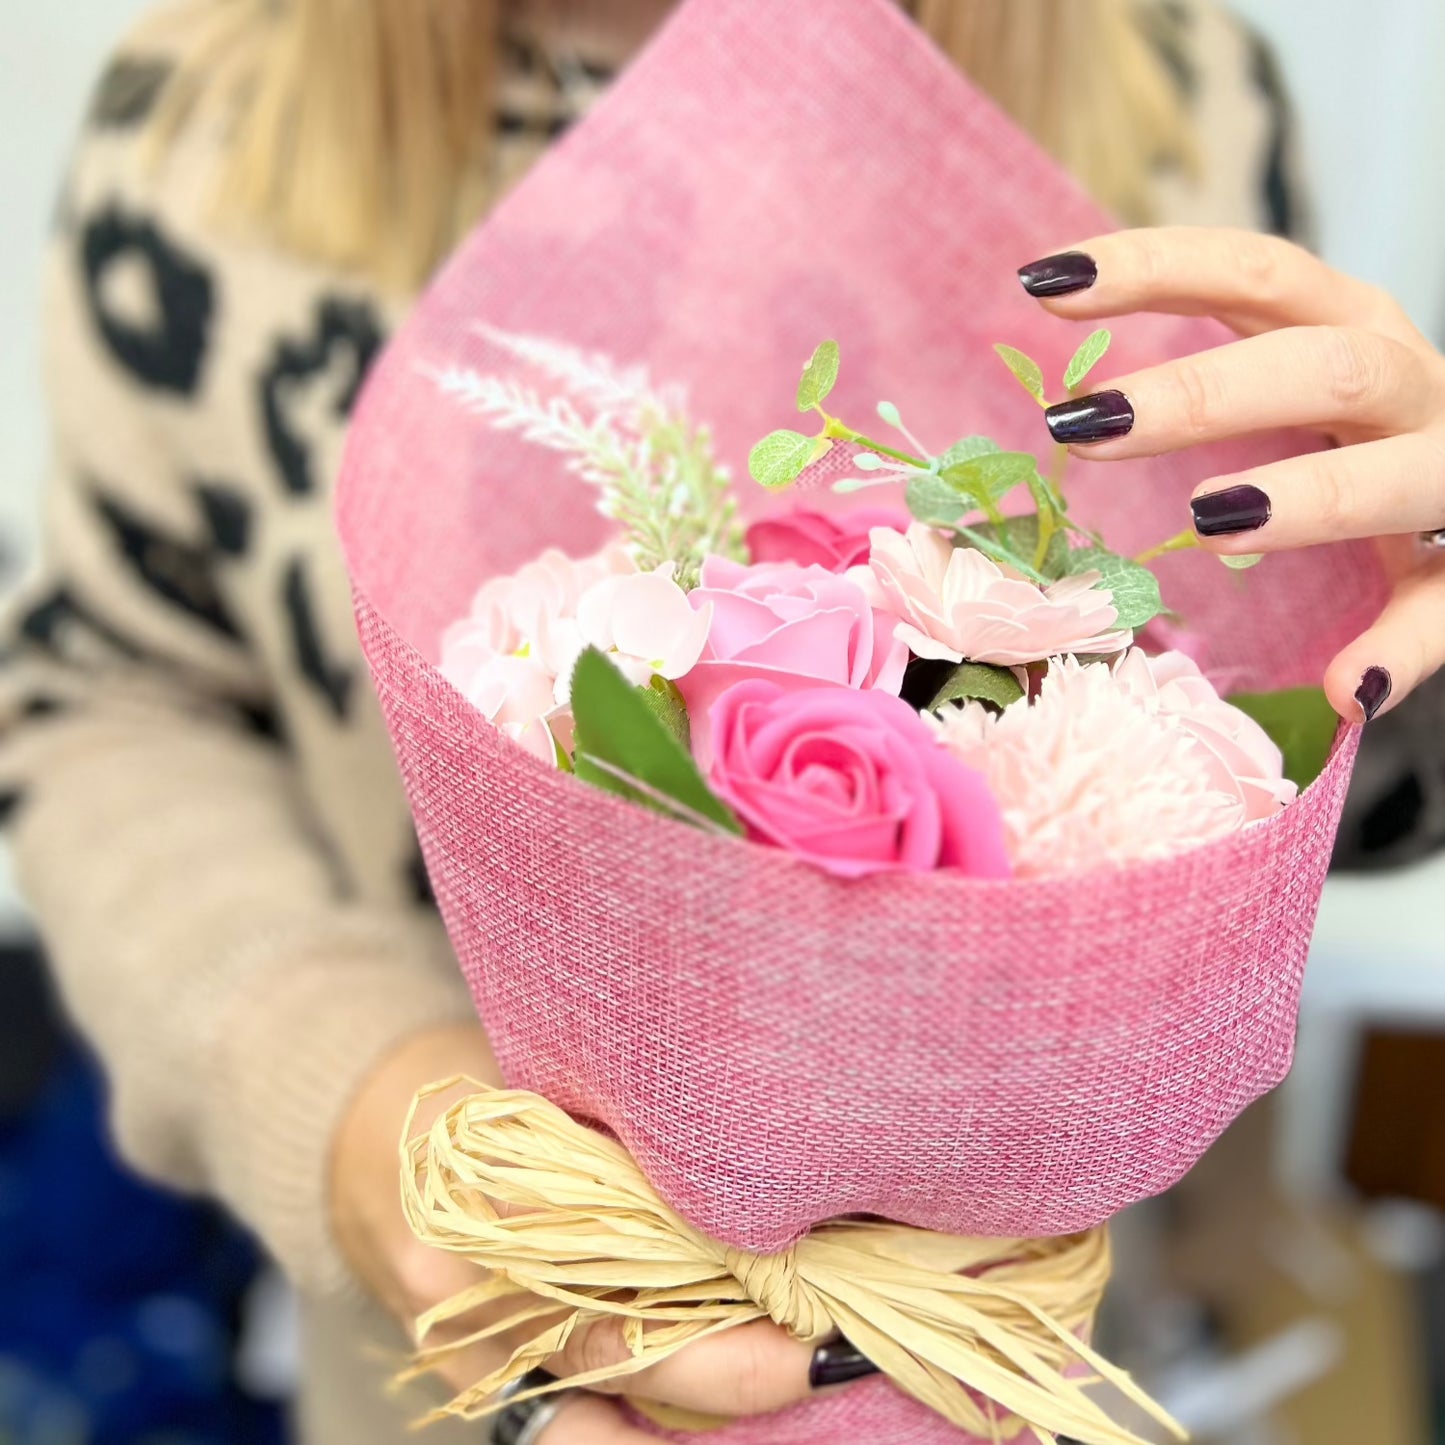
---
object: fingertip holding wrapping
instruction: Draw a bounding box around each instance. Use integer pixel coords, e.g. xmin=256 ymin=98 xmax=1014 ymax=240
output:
xmin=1326 ymin=553 xmax=1445 ymax=722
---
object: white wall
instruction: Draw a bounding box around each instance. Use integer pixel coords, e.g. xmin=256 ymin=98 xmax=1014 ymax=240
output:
xmin=0 ymin=2 xmax=142 ymax=925
xmin=1 ymin=2 xmax=143 ymax=570
xmin=1233 ymin=0 xmax=1445 ymax=340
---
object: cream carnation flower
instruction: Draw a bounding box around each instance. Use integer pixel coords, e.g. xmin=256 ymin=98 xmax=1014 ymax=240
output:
xmin=931 ymin=651 xmax=1295 ymax=878
xmin=1111 ymin=649 xmax=1298 ymax=821
xmin=865 ymin=524 xmax=1133 ymax=666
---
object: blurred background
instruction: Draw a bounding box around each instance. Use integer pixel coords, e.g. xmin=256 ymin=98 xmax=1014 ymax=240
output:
xmin=2 ymin=2 xmax=1444 ymax=1443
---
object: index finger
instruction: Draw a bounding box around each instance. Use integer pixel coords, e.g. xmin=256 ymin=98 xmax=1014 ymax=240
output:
xmin=550 ymin=1316 xmax=815 ymax=1417
xmin=1018 ymin=227 xmax=1419 ymax=343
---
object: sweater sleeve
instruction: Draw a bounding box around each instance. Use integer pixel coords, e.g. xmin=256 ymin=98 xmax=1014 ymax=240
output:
xmin=0 ymin=60 xmax=473 ymax=1299
xmin=0 ymin=659 xmax=471 ymax=1299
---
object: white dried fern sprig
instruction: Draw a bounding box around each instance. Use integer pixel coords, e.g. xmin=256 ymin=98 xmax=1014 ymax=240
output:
xmin=432 ymin=369 xmax=606 ymax=456
xmin=433 ymin=366 xmax=712 ymax=578
xmin=429 ymin=332 xmax=745 ymax=587
xmin=473 ymin=326 xmax=687 ymax=420
xmin=435 ymin=367 xmax=659 ymax=526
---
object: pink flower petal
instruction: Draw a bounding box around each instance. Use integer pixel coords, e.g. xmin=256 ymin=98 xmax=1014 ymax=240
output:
xmin=706 ymin=680 xmax=1010 ymax=880
xmin=869 ymin=523 xmax=1134 ymax=667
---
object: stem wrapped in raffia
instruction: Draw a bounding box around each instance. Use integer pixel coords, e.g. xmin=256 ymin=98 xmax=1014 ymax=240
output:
xmin=398 ymin=1080 xmax=1185 ymax=1445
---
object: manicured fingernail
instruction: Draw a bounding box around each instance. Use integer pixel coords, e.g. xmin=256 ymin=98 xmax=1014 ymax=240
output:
xmin=1355 ymin=667 xmax=1392 ymax=722
xmin=1045 ymin=390 xmax=1134 ymax=445
xmin=810 ymin=1340 xmax=879 ymax=1389
xmin=1190 ymin=484 xmax=1272 ymax=537
xmin=1018 ymin=251 xmax=1099 ymax=298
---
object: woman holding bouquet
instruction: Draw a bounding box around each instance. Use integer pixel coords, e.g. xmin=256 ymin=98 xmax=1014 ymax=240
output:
xmin=4 ymin=1 xmax=1444 ymax=1443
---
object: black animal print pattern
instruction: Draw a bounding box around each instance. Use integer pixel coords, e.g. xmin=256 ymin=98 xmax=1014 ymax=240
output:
xmin=80 ymin=207 xmax=214 ymax=396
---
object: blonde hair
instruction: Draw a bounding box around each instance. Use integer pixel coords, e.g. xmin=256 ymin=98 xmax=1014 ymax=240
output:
xmin=907 ymin=0 xmax=1198 ymax=227
xmin=156 ymin=0 xmax=1196 ymax=292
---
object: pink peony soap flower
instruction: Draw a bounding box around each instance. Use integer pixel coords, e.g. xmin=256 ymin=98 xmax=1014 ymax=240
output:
xmin=677 ymin=556 xmax=909 ymax=764
xmin=708 ymin=680 xmax=1011 ymax=880
xmin=555 ymin=564 xmax=713 ymax=702
xmin=930 ymin=651 xmax=1296 ymax=879
xmin=866 ymin=523 xmax=1133 ymax=666
xmin=443 ymin=649 xmax=562 ymax=766
xmin=746 ymin=506 xmax=911 ymax=573
xmin=440 ymin=543 xmax=637 ymax=767
xmin=442 ymin=544 xmax=636 ymax=677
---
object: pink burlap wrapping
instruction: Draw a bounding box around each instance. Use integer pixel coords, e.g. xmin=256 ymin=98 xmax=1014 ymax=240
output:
xmin=336 ymin=1 xmax=1386 ymax=1439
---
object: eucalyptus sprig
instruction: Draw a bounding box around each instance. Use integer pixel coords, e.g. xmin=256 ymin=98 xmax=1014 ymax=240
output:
xmin=748 ymin=338 xmax=1170 ymax=630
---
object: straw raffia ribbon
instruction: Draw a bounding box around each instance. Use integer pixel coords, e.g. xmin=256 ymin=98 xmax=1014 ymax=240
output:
xmin=399 ymin=1079 xmax=1185 ymax=1445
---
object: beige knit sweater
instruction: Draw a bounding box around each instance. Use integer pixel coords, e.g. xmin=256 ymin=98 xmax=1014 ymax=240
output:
xmin=0 ymin=2 xmax=1301 ymax=1438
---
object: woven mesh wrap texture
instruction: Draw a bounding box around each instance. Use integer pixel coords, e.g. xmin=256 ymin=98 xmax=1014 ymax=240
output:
xmin=337 ymin=1 xmax=1384 ymax=1438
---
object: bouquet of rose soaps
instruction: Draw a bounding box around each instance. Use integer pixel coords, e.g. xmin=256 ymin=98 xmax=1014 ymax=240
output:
xmin=335 ymin=0 xmax=1385 ymax=1440
xmin=368 ymin=328 xmax=1343 ymax=1445
xmin=437 ymin=330 xmax=1307 ymax=887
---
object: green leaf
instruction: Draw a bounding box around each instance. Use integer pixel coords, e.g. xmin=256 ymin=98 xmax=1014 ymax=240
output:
xmin=941 ymin=451 xmax=1037 ymax=506
xmin=796 ymin=340 xmax=841 ymax=412
xmin=637 ymin=676 xmax=690 ymax=749
xmin=1064 ymin=328 xmax=1112 ymax=391
xmin=936 ymin=436 xmax=1000 ymax=469
xmin=1021 ymin=465 xmax=1066 ymax=526
xmin=906 ymin=472 xmax=967 ymax=527
xmin=906 ymin=452 xmax=1037 ymax=532
xmin=993 ymin=344 xmax=1046 ymax=405
xmin=749 ymin=429 xmax=817 ymax=490
xmin=1228 ymin=686 xmax=1338 ymax=790
xmin=928 ymin=662 xmax=1025 ymax=713
xmin=997 ymin=516 xmax=1071 ymax=579
xmin=1065 ymin=548 xmax=1165 ymax=630
xmin=570 ymin=649 xmax=741 ymax=834
xmin=1222 ymin=553 xmax=1265 ymax=570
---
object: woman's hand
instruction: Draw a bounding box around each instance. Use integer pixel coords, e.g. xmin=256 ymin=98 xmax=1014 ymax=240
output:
xmin=330 ymin=1024 xmax=828 ymax=1442
xmin=1018 ymin=226 xmax=1445 ymax=722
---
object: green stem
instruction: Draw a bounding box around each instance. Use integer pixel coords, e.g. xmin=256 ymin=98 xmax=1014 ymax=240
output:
xmin=1033 ymin=508 xmax=1058 ymax=573
xmin=822 ymin=416 xmax=925 ymax=468
xmin=1049 ymin=440 xmax=1070 ymax=505
xmin=1134 ymin=528 xmax=1201 ymax=565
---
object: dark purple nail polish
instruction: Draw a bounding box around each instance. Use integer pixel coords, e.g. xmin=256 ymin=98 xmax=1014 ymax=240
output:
xmin=1191 ymin=485 xmax=1272 ymax=537
xmin=1018 ymin=251 xmax=1099 ymax=298
xmin=1045 ymin=390 xmax=1134 ymax=445
xmin=810 ymin=1340 xmax=879 ymax=1390
xmin=1355 ymin=667 xmax=1392 ymax=722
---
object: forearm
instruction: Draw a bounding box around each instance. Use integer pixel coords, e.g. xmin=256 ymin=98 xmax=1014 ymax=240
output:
xmin=7 ymin=703 xmax=473 ymax=1295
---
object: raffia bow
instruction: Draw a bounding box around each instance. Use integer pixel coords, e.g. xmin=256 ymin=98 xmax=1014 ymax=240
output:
xmin=398 ymin=1080 xmax=1184 ymax=1445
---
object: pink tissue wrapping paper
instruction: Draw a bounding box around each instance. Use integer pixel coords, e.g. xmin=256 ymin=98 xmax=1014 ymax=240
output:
xmin=336 ymin=0 xmax=1383 ymax=1438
